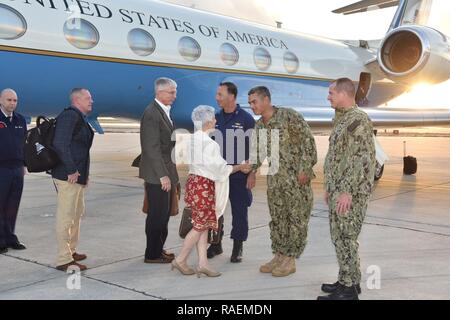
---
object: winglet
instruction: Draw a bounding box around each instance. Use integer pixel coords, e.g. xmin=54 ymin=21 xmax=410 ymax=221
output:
xmin=87 ymin=118 xmax=104 ymax=134
xmin=332 ymin=0 xmax=399 ymax=15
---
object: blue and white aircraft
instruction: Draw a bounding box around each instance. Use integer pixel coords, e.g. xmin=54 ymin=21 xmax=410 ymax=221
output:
xmin=1 ymin=0 xmax=449 ymax=130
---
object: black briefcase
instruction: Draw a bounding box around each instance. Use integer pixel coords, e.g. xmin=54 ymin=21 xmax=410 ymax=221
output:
xmin=403 ymin=156 xmax=417 ymax=175
xmin=179 ymin=208 xmax=193 ymax=239
xmin=178 ymin=208 xmax=223 ymax=244
xmin=403 ymin=141 xmax=417 ymax=175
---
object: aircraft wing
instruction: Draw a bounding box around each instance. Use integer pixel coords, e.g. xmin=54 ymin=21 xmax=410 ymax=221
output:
xmin=333 ymin=0 xmax=400 ymax=15
xmin=241 ymin=105 xmax=450 ymax=128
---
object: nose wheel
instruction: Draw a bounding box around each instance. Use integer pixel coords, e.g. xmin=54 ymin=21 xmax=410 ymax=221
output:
xmin=374 ymin=162 xmax=384 ymax=181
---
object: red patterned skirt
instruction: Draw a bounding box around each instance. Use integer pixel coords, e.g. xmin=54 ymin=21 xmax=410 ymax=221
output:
xmin=184 ymin=174 xmax=218 ymax=232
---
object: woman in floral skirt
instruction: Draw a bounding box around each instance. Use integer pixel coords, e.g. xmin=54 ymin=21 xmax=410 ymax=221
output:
xmin=171 ymin=105 xmax=251 ymax=277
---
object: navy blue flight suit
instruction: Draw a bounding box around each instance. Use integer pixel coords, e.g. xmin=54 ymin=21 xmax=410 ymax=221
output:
xmin=214 ymin=105 xmax=255 ymax=242
xmin=0 ymin=111 xmax=27 ymax=249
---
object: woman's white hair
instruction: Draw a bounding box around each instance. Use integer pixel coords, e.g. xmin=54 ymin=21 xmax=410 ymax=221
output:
xmin=191 ymin=105 xmax=216 ymax=129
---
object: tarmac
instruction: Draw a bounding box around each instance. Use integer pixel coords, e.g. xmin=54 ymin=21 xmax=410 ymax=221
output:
xmin=1 ymin=126 xmax=450 ymax=300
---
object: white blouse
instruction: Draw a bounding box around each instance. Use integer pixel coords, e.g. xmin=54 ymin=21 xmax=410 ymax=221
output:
xmin=187 ymin=130 xmax=233 ymax=219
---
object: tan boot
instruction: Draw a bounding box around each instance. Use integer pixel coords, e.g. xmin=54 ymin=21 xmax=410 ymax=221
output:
xmin=271 ymin=255 xmax=296 ymax=277
xmin=259 ymin=253 xmax=282 ymax=273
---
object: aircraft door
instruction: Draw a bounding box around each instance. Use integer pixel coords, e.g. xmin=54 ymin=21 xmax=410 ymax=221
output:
xmin=355 ymin=72 xmax=372 ymax=107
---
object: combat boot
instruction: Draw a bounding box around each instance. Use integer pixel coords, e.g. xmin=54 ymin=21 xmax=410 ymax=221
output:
xmin=321 ymin=281 xmax=361 ymax=294
xmin=230 ymin=240 xmax=243 ymax=263
xmin=271 ymin=255 xmax=296 ymax=277
xmin=317 ymin=283 xmax=359 ymax=300
xmin=207 ymin=220 xmax=224 ymax=259
xmin=259 ymin=253 xmax=281 ymax=273
xmin=207 ymin=242 xmax=223 ymax=259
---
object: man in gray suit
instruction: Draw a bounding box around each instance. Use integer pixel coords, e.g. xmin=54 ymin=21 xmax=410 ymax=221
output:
xmin=140 ymin=78 xmax=179 ymax=263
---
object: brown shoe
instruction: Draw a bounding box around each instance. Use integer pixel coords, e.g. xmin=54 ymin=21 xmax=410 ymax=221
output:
xmin=144 ymin=255 xmax=173 ymax=264
xmin=259 ymin=253 xmax=282 ymax=273
xmin=171 ymin=259 xmax=195 ymax=275
xmin=272 ymin=255 xmax=296 ymax=277
xmin=162 ymin=250 xmax=175 ymax=259
xmin=195 ymin=266 xmax=221 ymax=278
xmin=56 ymin=261 xmax=87 ymax=272
xmin=72 ymin=252 xmax=87 ymax=261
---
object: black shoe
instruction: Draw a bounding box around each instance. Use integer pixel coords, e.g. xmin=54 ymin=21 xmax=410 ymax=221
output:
xmin=0 ymin=247 xmax=8 ymax=254
xmin=317 ymin=283 xmax=359 ymax=300
xmin=321 ymin=281 xmax=361 ymax=294
xmin=9 ymin=242 xmax=26 ymax=250
xmin=207 ymin=243 xmax=223 ymax=259
xmin=230 ymin=240 xmax=243 ymax=263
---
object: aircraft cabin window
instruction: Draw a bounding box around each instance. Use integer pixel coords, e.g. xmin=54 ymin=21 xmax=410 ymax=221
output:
xmin=63 ymin=18 xmax=99 ymax=50
xmin=284 ymin=51 xmax=299 ymax=74
xmin=0 ymin=4 xmax=27 ymax=40
xmin=254 ymin=47 xmax=272 ymax=71
xmin=128 ymin=28 xmax=156 ymax=56
xmin=178 ymin=36 xmax=201 ymax=62
xmin=220 ymin=43 xmax=239 ymax=66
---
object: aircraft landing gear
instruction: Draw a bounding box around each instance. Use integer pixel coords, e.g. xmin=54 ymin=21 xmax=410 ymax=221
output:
xmin=374 ymin=162 xmax=384 ymax=181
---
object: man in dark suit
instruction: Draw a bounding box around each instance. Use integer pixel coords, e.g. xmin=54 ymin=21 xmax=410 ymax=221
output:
xmin=52 ymin=88 xmax=94 ymax=271
xmin=0 ymin=89 xmax=27 ymax=254
xmin=140 ymin=78 xmax=179 ymax=263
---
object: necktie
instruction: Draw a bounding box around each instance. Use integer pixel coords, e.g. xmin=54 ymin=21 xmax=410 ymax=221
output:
xmin=7 ymin=116 xmax=12 ymax=123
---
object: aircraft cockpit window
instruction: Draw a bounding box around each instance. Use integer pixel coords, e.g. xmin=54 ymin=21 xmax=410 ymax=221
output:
xmin=178 ymin=36 xmax=201 ymax=62
xmin=220 ymin=43 xmax=239 ymax=66
xmin=283 ymin=51 xmax=299 ymax=74
xmin=128 ymin=28 xmax=156 ymax=56
xmin=0 ymin=4 xmax=27 ymax=40
xmin=254 ymin=47 xmax=272 ymax=71
xmin=63 ymin=18 xmax=99 ymax=50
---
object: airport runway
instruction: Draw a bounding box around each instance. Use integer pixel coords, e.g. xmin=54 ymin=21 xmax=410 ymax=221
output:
xmin=1 ymin=132 xmax=450 ymax=300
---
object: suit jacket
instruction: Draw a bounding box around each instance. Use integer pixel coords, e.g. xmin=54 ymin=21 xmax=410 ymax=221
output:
xmin=139 ymin=100 xmax=179 ymax=185
xmin=51 ymin=107 xmax=94 ymax=185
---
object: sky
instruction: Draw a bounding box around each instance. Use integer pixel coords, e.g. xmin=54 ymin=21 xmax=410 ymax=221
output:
xmin=162 ymin=0 xmax=450 ymax=108
xmin=163 ymin=0 xmax=397 ymax=40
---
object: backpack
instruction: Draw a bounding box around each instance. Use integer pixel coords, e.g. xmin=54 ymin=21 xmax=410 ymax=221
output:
xmin=24 ymin=116 xmax=59 ymax=173
xmin=24 ymin=109 xmax=82 ymax=173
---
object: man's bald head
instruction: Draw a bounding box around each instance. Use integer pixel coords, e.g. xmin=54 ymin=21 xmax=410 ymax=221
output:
xmin=0 ymin=88 xmax=18 ymax=115
xmin=70 ymin=88 xmax=93 ymax=115
xmin=1 ymin=88 xmax=17 ymax=98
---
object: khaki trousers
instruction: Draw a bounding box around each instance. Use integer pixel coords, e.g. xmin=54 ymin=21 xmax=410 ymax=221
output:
xmin=54 ymin=179 xmax=85 ymax=266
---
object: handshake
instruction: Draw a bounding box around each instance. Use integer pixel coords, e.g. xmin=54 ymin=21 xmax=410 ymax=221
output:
xmin=235 ymin=161 xmax=253 ymax=174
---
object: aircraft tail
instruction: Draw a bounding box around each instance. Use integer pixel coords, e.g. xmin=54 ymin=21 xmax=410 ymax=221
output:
xmin=334 ymin=1 xmax=449 ymax=36
xmin=332 ymin=0 xmax=405 ymax=36
xmin=335 ymin=1 xmax=450 ymax=87
xmin=332 ymin=0 xmax=400 ymax=15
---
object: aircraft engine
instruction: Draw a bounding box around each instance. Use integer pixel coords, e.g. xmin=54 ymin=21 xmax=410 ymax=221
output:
xmin=378 ymin=25 xmax=450 ymax=85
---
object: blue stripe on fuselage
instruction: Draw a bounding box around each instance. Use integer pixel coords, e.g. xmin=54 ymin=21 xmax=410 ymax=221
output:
xmin=0 ymin=49 xmax=401 ymax=129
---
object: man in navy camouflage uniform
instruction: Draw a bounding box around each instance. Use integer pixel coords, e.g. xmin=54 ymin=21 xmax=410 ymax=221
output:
xmin=318 ymin=78 xmax=376 ymax=300
xmin=249 ymin=86 xmax=317 ymax=277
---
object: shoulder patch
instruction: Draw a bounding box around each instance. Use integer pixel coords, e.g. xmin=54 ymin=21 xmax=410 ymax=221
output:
xmin=347 ymin=120 xmax=361 ymax=133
